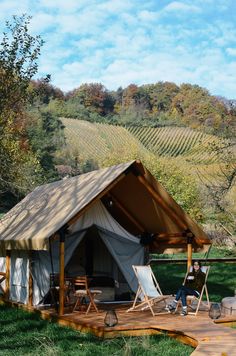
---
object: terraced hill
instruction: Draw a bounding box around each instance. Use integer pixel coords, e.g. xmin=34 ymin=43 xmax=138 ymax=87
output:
xmin=61 ymin=118 xmax=150 ymax=163
xmin=127 ymin=126 xmax=228 ymax=164
xmin=61 ymin=119 xmax=232 ymax=168
xmin=60 ymin=118 xmax=236 ymax=216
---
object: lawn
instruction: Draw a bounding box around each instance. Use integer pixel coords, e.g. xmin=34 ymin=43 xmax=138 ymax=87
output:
xmin=0 ymin=304 xmax=193 ymax=356
xmin=151 ymin=246 xmax=236 ymax=302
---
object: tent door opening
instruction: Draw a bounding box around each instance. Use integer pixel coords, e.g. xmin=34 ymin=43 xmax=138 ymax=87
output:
xmin=65 ymin=226 xmax=132 ymax=301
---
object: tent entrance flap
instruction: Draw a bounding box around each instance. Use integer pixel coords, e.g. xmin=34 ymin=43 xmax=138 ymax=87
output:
xmin=65 ymin=225 xmax=140 ymax=301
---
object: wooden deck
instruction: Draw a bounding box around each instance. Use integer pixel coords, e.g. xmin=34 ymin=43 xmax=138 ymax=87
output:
xmin=38 ymin=302 xmax=236 ymax=356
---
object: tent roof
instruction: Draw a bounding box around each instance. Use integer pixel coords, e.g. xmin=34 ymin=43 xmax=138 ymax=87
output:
xmin=0 ymin=160 xmax=211 ymax=251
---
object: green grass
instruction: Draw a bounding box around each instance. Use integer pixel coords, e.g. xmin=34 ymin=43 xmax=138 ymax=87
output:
xmin=0 ymin=304 xmax=193 ymax=356
xmin=151 ymin=247 xmax=236 ymax=302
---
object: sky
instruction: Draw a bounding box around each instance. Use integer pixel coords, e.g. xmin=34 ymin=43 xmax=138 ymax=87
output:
xmin=0 ymin=0 xmax=236 ymax=99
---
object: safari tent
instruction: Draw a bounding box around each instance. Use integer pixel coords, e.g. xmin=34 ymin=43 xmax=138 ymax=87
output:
xmin=0 ymin=160 xmax=211 ymax=315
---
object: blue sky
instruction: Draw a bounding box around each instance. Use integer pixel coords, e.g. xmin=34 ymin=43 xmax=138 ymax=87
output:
xmin=0 ymin=0 xmax=236 ymax=99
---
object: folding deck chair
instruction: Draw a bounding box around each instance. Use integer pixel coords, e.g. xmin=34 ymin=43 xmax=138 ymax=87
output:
xmin=175 ymin=266 xmax=210 ymax=316
xmin=127 ymin=265 xmax=169 ymax=316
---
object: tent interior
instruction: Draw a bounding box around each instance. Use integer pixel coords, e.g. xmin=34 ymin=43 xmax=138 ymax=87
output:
xmin=65 ymin=226 xmax=133 ymax=301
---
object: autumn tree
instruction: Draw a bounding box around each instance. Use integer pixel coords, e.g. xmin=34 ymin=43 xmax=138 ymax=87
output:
xmin=0 ymin=15 xmax=45 ymax=207
xmin=28 ymin=76 xmax=64 ymax=106
xmin=0 ymin=15 xmax=65 ymax=211
xmin=67 ymin=83 xmax=114 ymax=116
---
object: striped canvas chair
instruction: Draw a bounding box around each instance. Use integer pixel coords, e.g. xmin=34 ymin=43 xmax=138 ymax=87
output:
xmin=127 ymin=265 xmax=169 ymax=316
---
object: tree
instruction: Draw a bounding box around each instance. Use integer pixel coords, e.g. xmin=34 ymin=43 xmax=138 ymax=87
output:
xmin=0 ymin=15 xmax=44 ymax=206
xmin=197 ymin=140 xmax=236 ymax=230
xmin=68 ymin=83 xmax=114 ymax=116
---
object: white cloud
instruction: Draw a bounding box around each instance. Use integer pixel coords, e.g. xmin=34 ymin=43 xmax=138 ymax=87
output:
xmin=29 ymin=13 xmax=56 ymax=33
xmin=226 ymin=48 xmax=236 ymax=56
xmin=163 ymin=1 xmax=201 ymax=13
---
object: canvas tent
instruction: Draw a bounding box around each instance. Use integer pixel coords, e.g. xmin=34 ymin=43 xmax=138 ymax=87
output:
xmin=0 ymin=160 xmax=211 ymax=314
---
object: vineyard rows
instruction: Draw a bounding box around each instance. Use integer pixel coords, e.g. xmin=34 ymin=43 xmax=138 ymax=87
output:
xmin=127 ymin=126 xmax=227 ymax=164
xmin=61 ymin=119 xmax=235 ymax=215
xmin=61 ymin=118 xmax=148 ymax=162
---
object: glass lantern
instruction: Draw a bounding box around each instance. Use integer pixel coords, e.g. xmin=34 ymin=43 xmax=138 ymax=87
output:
xmin=209 ymin=303 xmax=221 ymax=319
xmin=104 ymin=309 xmax=118 ymax=327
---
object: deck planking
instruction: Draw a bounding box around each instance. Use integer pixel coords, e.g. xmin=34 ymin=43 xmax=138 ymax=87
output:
xmin=2 ymin=298 xmax=236 ymax=355
xmin=38 ymin=303 xmax=236 ymax=356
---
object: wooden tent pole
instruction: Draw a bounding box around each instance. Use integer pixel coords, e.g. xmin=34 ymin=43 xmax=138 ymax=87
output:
xmin=28 ymin=251 xmax=33 ymax=307
xmin=59 ymin=230 xmax=65 ymax=316
xmin=5 ymin=250 xmax=10 ymax=300
xmin=136 ymin=175 xmax=188 ymax=231
xmin=187 ymin=237 xmax=193 ymax=271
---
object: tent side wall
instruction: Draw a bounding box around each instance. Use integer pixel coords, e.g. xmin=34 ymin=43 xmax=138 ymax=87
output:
xmin=10 ymin=250 xmax=29 ymax=304
xmin=0 ymin=251 xmax=29 ymax=304
xmin=0 ymin=255 xmax=6 ymax=295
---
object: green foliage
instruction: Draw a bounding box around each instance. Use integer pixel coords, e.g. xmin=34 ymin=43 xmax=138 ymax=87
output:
xmin=145 ymin=156 xmax=204 ymax=220
xmin=28 ymin=76 xmax=64 ymax=106
xmin=0 ymin=14 xmax=43 ymax=120
xmin=170 ymin=84 xmax=230 ymax=134
xmin=0 ymin=15 xmax=44 ymax=202
xmin=0 ymin=15 xmax=67 ymax=212
xmin=26 ymin=111 xmax=65 ymax=181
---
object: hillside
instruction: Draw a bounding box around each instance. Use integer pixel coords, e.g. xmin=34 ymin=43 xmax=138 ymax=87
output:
xmin=60 ymin=118 xmax=150 ymax=163
xmin=127 ymin=126 xmax=228 ymax=164
xmin=61 ymin=118 xmax=230 ymax=169
xmin=59 ymin=118 xmax=236 ymax=222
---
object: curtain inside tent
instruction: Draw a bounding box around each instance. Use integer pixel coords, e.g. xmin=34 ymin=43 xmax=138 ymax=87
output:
xmin=97 ymin=226 xmax=143 ymax=293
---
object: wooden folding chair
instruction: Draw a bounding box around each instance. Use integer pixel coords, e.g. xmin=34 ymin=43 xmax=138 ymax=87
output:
xmin=73 ymin=276 xmax=102 ymax=314
xmin=127 ymin=265 xmax=169 ymax=316
xmin=176 ymin=266 xmax=210 ymax=316
xmin=0 ymin=272 xmax=6 ymax=294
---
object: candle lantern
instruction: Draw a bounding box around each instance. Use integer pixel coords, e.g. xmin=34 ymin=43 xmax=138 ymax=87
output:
xmin=104 ymin=309 xmax=118 ymax=327
xmin=209 ymin=303 xmax=221 ymax=319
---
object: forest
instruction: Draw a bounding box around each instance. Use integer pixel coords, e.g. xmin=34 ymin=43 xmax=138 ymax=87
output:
xmin=0 ymin=15 xmax=235 ymax=236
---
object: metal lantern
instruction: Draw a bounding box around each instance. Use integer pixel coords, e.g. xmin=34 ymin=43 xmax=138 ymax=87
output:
xmin=104 ymin=309 xmax=118 ymax=327
xmin=209 ymin=303 xmax=221 ymax=319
